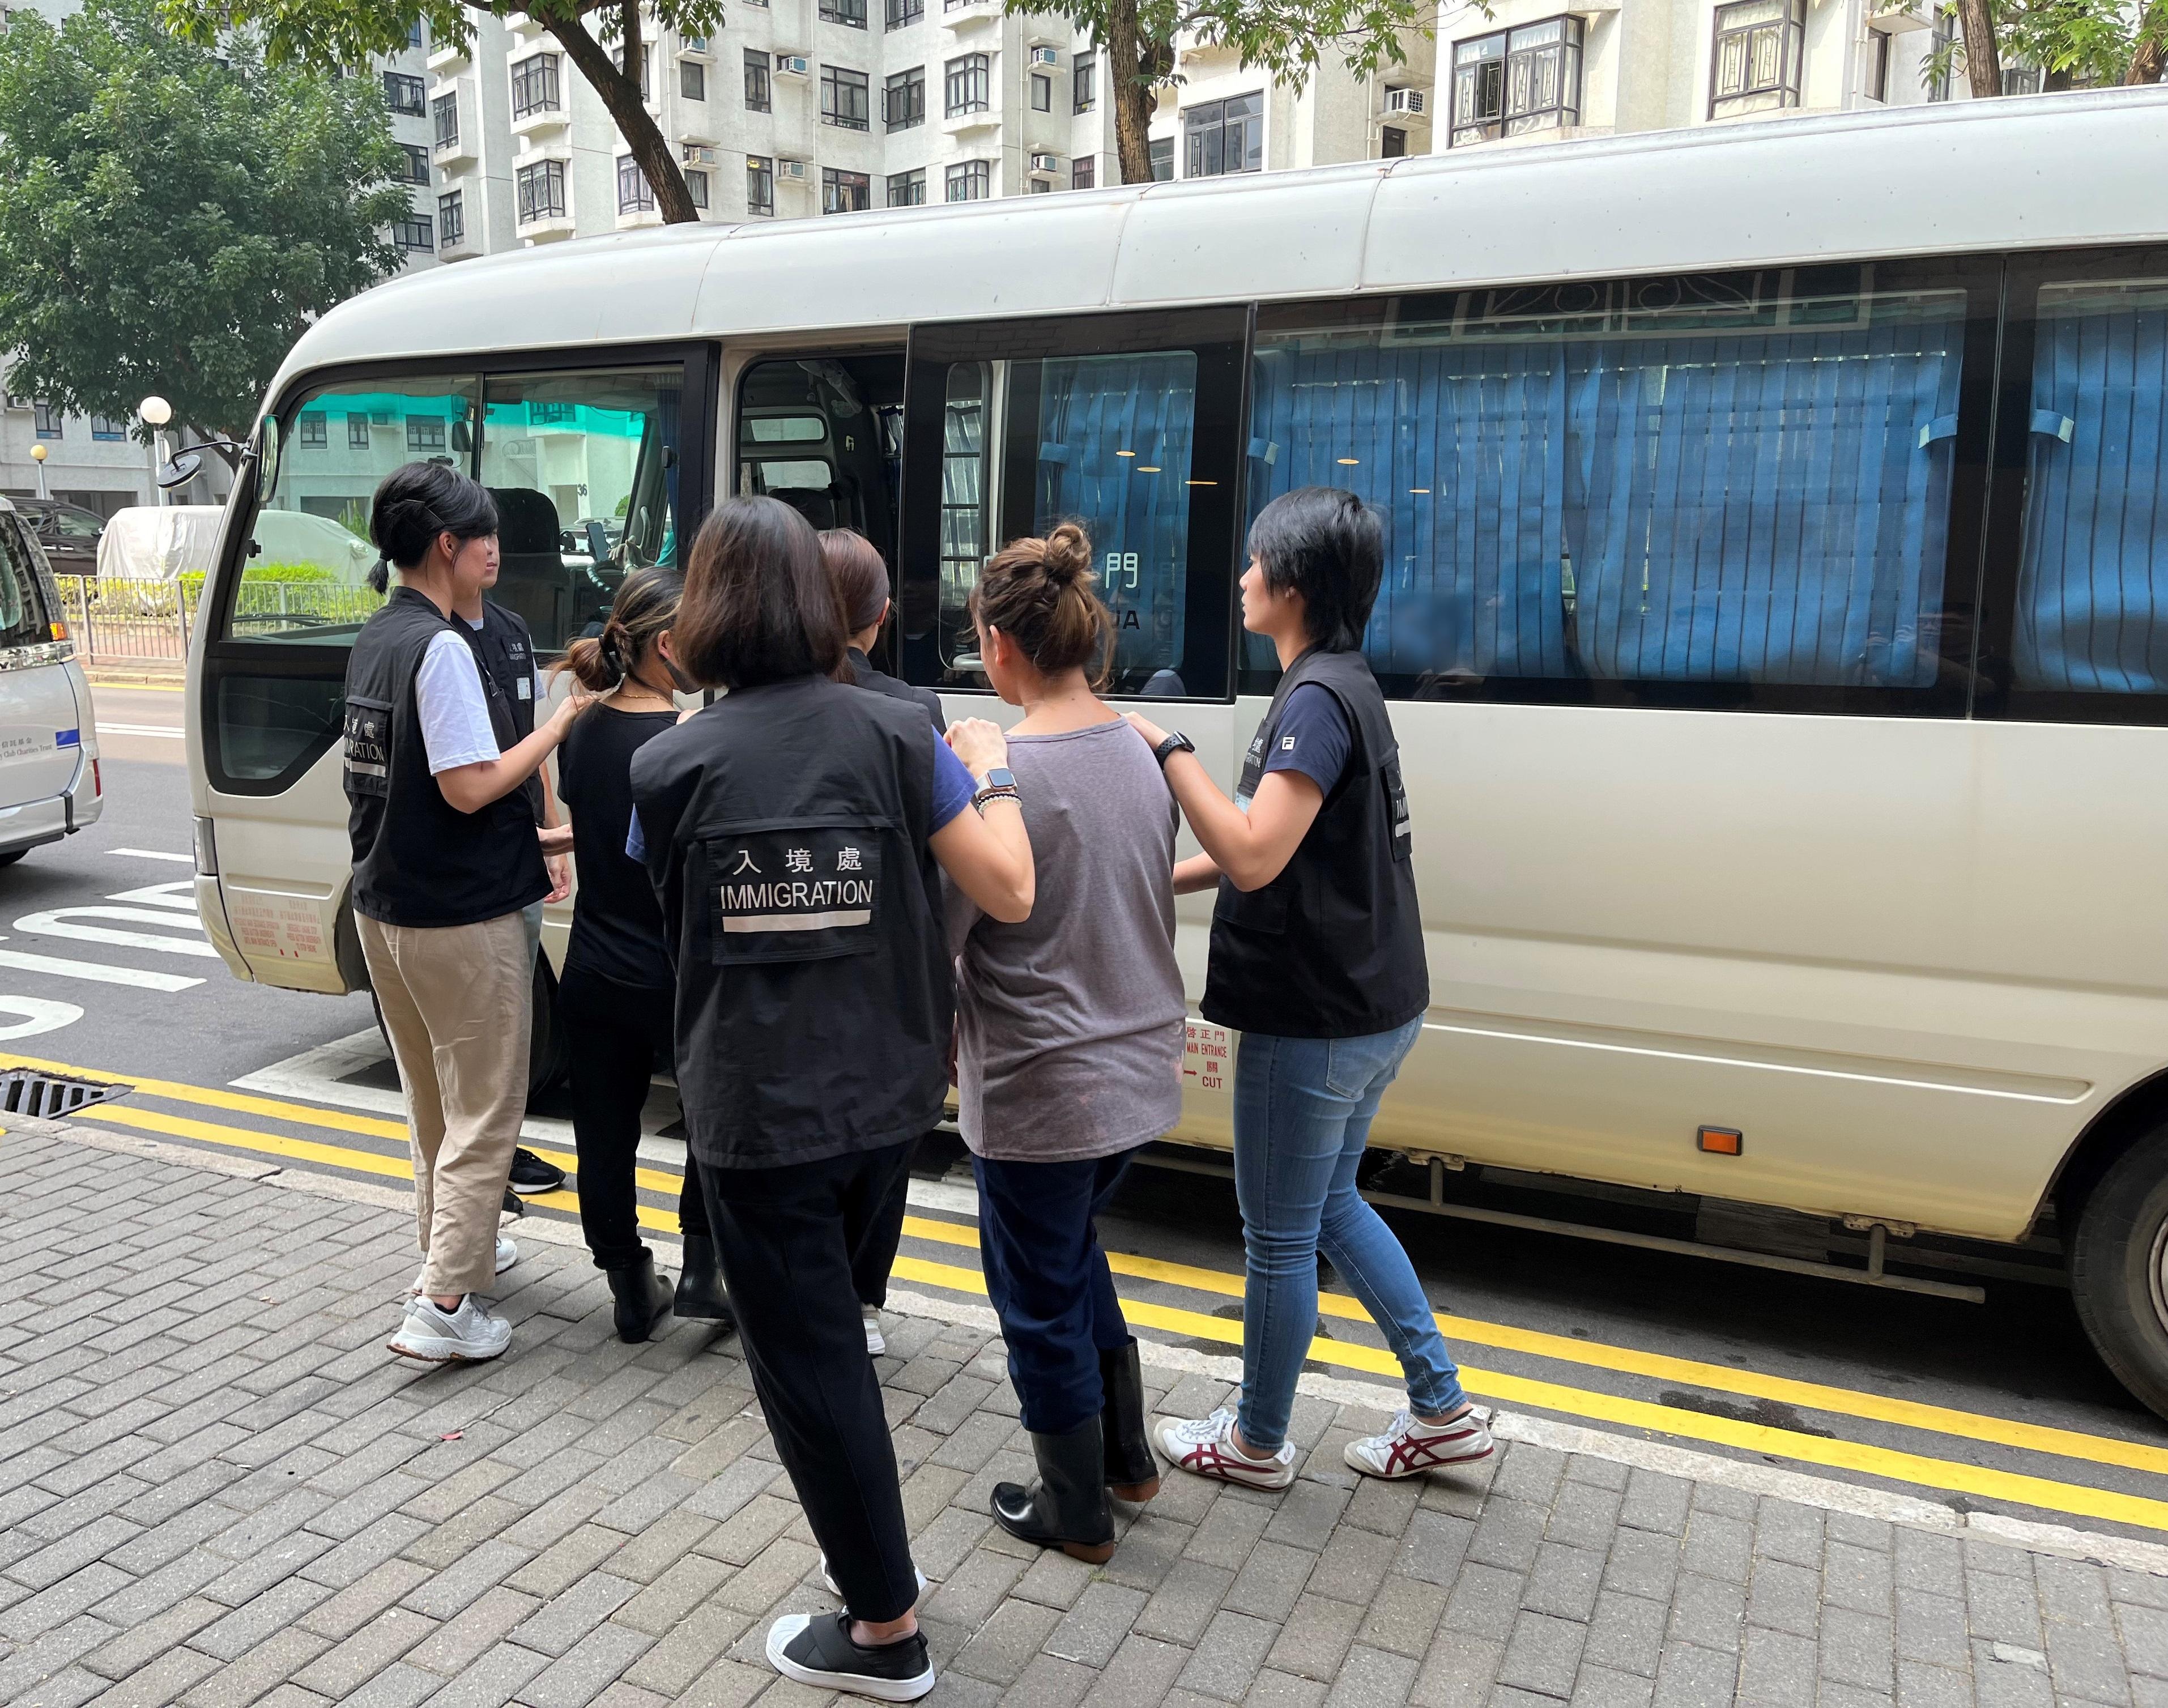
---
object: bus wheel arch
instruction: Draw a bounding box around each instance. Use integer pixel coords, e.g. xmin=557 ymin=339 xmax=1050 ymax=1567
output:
xmin=2047 ymin=1068 xmax=2168 ymax=1422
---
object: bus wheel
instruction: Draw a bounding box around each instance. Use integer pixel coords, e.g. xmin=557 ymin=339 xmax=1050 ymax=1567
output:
xmin=2070 ymin=1126 xmax=2168 ymax=1421
xmin=369 ymin=955 xmax=569 ymax=1102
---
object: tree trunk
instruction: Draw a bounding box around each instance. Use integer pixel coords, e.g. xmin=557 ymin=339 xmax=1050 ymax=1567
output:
xmin=2128 ymin=6 xmax=2166 ymax=82
xmin=543 ymin=6 xmax=702 ymax=223
xmin=1957 ymin=0 xmax=2003 ymax=97
xmin=1106 ymin=0 xmax=1153 ymax=182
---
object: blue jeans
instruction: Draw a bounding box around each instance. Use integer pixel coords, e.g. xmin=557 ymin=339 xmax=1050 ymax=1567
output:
xmin=1233 ymin=1015 xmax=1466 ymax=1451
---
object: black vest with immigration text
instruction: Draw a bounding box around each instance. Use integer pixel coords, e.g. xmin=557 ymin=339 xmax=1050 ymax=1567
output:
xmin=629 ymin=674 xmax=952 ymax=1171
xmin=343 ymin=586 xmax=549 ymax=929
xmin=1202 ymin=645 xmax=1428 ymax=1039
xmin=464 ymin=599 xmax=546 ymax=823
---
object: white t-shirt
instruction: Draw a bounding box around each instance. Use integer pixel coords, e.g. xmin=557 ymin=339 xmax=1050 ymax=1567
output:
xmin=415 ymin=630 xmax=500 ymax=776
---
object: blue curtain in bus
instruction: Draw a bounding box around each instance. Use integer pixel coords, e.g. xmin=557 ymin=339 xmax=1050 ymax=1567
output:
xmin=1248 ymin=309 xmax=1962 ymax=687
xmin=1034 ymin=352 xmax=1196 ymax=676
xmin=2014 ymin=292 xmax=2168 ymax=693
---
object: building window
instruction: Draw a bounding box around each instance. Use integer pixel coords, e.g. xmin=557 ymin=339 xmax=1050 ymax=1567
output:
xmin=611 ymin=43 xmax=653 ymax=100
xmin=686 ymin=169 xmax=709 ymax=209
xmin=1928 ymin=13 xmax=1954 ymax=99
xmin=681 ymin=58 xmax=705 ymax=100
xmin=1073 ymin=54 xmax=1095 ymax=111
xmin=1030 ymin=71 xmax=1051 ymax=110
xmin=823 ymin=167 xmax=871 ymax=213
xmin=438 ymin=189 xmax=465 ymax=245
xmin=945 ymin=52 xmax=989 ymax=116
xmin=1183 ymin=92 xmax=1263 ymax=177
xmin=1865 ymin=27 xmax=1891 ymax=100
xmin=511 ymin=51 xmax=561 ymax=119
xmin=401 ymin=143 xmax=431 ymax=185
xmin=348 ymin=415 xmax=370 ymax=449
xmin=31 ymin=402 xmax=60 ymax=438
xmin=295 ymin=414 xmax=326 ymax=448
xmin=886 ymin=0 xmax=923 ymax=24
xmin=1381 ymin=125 xmax=1406 ymax=157
xmin=516 ymin=157 xmax=568 ymax=224
xmin=1148 ymin=135 xmax=1173 ymax=180
xmin=887 ymin=168 xmax=926 ymax=205
xmin=821 ymin=63 xmax=870 ymax=129
xmin=885 ymin=67 xmax=925 ymax=129
xmin=432 ymin=91 xmax=458 ymax=148
xmin=1709 ymin=0 xmax=1804 ymax=118
xmin=91 ymin=415 xmax=126 ymax=441
xmin=406 ymin=417 xmax=446 ymax=453
xmin=1450 ymin=16 xmax=1583 ymax=145
xmin=1071 ymin=155 xmax=1094 ymax=189
xmin=820 ymin=0 xmax=868 ymax=24
xmin=382 ymin=71 xmax=425 ymax=115
xmin=406 ymin=20 xmax=423 ymax=49
xmin=945 ymin=159 xmax=990 ymax=200
xmin=2003 ymin=63 xmax=2044 ymax=93
xmin=745 ymin=49 xmax=772 ymax=110
xmin=617 ymin=154 xmax=655 ymax=214
xmin=392 ymin=214 xmax=434 ymax=252
xmin=747 ymin=154 xmax=775 ymax=215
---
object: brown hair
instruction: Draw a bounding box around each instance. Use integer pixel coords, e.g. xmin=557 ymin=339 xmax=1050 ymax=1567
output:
xmin=969 ymin=521 xmax=1110 ymax=685
xmin=820 ymin=529 xmax=891 ymax=634
xmin=671 ymin=496 xmax=846 ymax=690
xmin=562 ymin=565 xmax=684 ymax=692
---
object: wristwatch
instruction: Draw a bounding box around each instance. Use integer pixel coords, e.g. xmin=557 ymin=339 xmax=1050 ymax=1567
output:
xmin=1152 ymin=731 xmax=1195 ymax=768
xmin=972 ymin=767 xmax=1020 ymax=811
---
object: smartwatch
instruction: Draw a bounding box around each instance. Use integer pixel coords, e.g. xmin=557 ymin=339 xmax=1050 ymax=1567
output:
xmin=972 ymin=767 xmax=1020 ymax=811
xmin=1152 ymin=731 xmax=1195 ymax=768
xmin=977 ymin=768 xmax=1017 ymax=793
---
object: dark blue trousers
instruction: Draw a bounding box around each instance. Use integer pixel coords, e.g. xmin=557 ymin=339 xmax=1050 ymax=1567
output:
xmin=972 ymin=1148 xmax=1138 ymax=1436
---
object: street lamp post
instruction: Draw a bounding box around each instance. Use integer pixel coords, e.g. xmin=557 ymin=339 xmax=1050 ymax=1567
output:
xmin=138 ymin=395 xmax=172 ymax=506
xmin=29 ymin=443 xmax=47 ymax=501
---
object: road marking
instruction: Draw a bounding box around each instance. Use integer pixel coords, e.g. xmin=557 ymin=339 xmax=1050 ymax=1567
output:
xmin=95 ymin=723 xmax=184 ymax=739
xmin=109 ymin=849 xmax=194 ymax=863
xmin=77 ymin=1103 xmax=414 ymax=1180
xmin=0 ymin=997 xmax=80 ymax=1040
xmin=0 ymin=943 xmax=202 ymax=991
xmin=103 ymin=880 xmax=198 ymax=911
xmin=12 ymin=908 xmax=218 ymax=959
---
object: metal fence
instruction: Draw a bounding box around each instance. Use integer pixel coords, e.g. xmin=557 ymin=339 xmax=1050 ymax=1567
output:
xmin=55 ymin=576 xmax=382 ymax=671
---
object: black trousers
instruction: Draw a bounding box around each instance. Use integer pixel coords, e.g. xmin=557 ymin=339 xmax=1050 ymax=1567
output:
xmin=849 ymin=1144 xmax=914 ymax=1310
xmin=559 ymin=964 xmax=709 ymax=1271
xmin=700 ymin=1140 xmax=919 ymax=1624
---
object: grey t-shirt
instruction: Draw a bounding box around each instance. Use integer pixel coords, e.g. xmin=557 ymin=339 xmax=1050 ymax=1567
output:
xmin=947 ymin=718 xmax=1186 ymax=1162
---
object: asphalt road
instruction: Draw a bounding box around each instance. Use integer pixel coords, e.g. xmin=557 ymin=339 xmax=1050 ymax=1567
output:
xmin=12 ymin=679 xmax=2168 ymax=1556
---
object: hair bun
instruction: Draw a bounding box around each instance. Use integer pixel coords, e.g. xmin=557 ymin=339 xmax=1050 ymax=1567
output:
xmin=1041 ymin=522 xmax=1092 ymax=589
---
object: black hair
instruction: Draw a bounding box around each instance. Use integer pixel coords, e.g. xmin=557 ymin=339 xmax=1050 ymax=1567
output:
xmin=1246 ymin=487 xmax=1383 ymax=653
xmin=366 ymin=462 xmax=500 ymax=593
xmin=564 ymin=565 xmax=685 ymax=692
xmin=673 ymin=496 xmax=846 ymax=689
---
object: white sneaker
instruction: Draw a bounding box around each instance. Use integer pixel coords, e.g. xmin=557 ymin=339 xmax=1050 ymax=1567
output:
xmin=411 ymin=1237 xmax=517 ymax=1296
xmin=1151 ymin=1406 xmax=1296 ymax=1491
xmin=387 ymin=1294 xmax=511 ymax=1362
xmin=818 ymin=1554 xmax=928 ymax=1599
xmin=862 ymin=1304 xmax=885 ymax=1357
xmin=1343 ymin=1407 xmax=1496 ymax=1480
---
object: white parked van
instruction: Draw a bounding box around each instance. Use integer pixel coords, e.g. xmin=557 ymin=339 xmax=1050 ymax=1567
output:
xmin=0 ymin=498 xmax=103 ymax=862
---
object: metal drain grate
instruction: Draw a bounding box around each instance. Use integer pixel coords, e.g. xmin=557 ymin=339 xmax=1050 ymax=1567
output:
xmin=0 ymin=1067 xmax=131 ymax=1121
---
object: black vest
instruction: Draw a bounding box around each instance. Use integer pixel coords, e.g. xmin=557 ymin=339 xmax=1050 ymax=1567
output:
xmin=629 ymin=674 xmax=952 ymax=1171
xmin=846 ymin=646 xmax=945 ymax=733
xmin=344 ymin=586 xmax=550 ymax=929
xmin=464 ymin=599 xmax=545 ymax=822
xmin=1202 ymin=646 xmax=1428 ymax=1038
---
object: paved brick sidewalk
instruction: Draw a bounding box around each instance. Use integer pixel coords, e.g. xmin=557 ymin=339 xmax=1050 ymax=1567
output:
xmin=3 ymin=1126 xmax=2166 ymax=1708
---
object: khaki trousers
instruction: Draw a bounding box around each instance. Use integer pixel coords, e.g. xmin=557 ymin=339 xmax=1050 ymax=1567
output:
xmin=359 ymin=909 xmax=534 ymax=1298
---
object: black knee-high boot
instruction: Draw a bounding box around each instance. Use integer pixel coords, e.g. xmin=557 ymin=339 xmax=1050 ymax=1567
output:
xmin=991 ymin=1417 xmax=1116 ymax=1562
xmin=1099 ymin=1338 xmax=1160 ymax=1502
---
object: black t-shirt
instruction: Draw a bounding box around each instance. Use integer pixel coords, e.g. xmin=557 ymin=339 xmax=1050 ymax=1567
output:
xmin=560 ymin=704 xmax=678 ymax=989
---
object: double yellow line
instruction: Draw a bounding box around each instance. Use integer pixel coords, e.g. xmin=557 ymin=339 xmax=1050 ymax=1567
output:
xmin=17 ymin=1049 xmax=2168 ymax=1534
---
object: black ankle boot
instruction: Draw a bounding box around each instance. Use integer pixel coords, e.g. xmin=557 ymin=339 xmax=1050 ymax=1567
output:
xmin=991 ymin=1417 xmax=1115 ymax=1562
xmin=1098 ymin=1338 xmax=1160 ymax=1503
xmin=673 ymin=1237 xmax=735 ymax=1328
xmin=605 ymin=1253 xmax=672 ymax=1344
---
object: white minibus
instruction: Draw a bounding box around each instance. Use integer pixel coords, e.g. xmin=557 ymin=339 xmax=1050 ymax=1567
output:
xmin=0 ymin=497 xmax=103 ymax=859
xmin=185 ymin=90 xmax=2168 ymax=1419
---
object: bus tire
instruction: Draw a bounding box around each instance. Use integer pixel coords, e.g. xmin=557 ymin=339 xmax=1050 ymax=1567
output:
xmin=2069 ymin=1125 xmax=2168 ymax=1421
xmin=369 ymin=955 xmax=569 ymax=1102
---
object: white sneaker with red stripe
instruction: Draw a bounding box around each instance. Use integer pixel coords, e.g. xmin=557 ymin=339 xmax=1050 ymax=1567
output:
xmin=1150 ymin=1407 xmax=1296 ymax=1490
xmin=1343 ymin=1407 xmax=1496 ymax=1479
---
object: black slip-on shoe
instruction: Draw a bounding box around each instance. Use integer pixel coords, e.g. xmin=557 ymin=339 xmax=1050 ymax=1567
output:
xmin=508 ymin=1148 xmax=567 ymax=1195
xmin=764 ymin=1611 xmax=933 ymax=1702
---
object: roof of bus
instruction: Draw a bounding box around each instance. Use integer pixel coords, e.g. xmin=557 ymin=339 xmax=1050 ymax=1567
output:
xmin=276 ymin=87 xmax=2168 ymax=401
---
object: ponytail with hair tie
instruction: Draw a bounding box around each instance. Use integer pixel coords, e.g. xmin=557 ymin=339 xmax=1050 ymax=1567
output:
xmin=969 ymin=520 xmax=1112 ymax=686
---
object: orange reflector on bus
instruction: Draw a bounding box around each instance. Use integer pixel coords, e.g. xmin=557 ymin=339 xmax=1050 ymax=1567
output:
xmin=49 ymin=621 xmax=66 ymax=641
xmin=1697 ymin=1125 xmax=1743 ymax=1156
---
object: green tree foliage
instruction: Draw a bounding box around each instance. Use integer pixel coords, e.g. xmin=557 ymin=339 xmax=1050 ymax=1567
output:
xmin=1933 ymin=0 xmax=2167 ymax=95
xmin=0 ymin=0 xmax=410 ymax=451
xmin=1030 ymin=0 xmax=1429 ymax=184
xmin=163 ymin=0 xmax=723 ymax=221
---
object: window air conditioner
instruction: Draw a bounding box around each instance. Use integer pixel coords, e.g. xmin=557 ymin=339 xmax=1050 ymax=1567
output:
xmin=682 ymin=143 xmax=717 ymax=165
xmin=776 ymin=53 xmax=810 ymax=76
xmin=1030 ymin=151 xmax=1059 ymax=173
xmin=776 ymin=156 xmax=808 ymax=180
xmin=1029 ymin=45 xmax=1058 ymax=66
xmin=1383 ymin=86 xmax=1426 ymax=117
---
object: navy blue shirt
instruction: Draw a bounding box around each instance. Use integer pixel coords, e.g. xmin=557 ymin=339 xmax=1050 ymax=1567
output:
xmin=1262 ymin=683 xmax=1352 ymax=797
